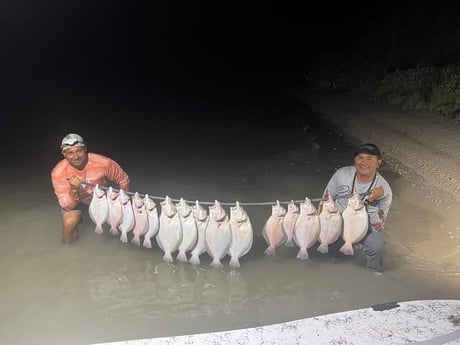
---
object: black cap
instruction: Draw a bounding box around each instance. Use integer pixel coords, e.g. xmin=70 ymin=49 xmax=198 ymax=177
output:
xmin=353 ymin=143 xmax=382 ymax=159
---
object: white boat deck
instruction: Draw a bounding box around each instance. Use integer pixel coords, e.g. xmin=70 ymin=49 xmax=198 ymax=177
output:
xmin=91 ymin=299 xmax=460 ymax=345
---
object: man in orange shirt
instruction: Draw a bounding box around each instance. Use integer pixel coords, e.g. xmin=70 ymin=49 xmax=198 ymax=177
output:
xmin=51 ymin=133 xmax=130 ymax=244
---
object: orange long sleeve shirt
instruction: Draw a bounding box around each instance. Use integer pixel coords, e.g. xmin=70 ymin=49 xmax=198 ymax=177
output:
xmin=51 ymin=153 xmax=130 ymax=211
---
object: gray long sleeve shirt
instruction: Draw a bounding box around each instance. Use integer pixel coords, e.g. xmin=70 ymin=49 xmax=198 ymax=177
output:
xmin=322 ymin=166 xmax=392 ymax=231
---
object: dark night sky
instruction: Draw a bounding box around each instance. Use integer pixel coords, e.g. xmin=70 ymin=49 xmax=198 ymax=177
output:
xmin=1 ymin=1 xmax=372 ymax=90
xmin=0 ymin=2 xmax=361 ymax=128
xmin=1 ymin=1 xmax=457 ymax=141
xmin=4 ymin=1 xmax=456 ymax=90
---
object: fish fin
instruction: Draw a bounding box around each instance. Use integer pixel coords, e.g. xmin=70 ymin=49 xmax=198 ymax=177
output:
xmin=296 ymin=248 xmax=309 ymax=260
xmin=261 ymin=225 xmax=267 ymax=242
xmin=317 ymin=242 xmax=329 ymax=253
xmin=120 ymin=233 xmax=128 ymax=244
xmin=109 ymin=227 xmax=119 ymax=236
xmin=340 ymin=243 xmax=354 ymax=255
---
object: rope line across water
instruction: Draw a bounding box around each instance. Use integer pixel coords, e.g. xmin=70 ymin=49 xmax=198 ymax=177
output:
xmin=81 ymin=181 xmax=366 ymax=206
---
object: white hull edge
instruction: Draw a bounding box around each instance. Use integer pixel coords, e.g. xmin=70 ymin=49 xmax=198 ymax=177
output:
xmin=90 ymin=299 xmax=460 ymax=345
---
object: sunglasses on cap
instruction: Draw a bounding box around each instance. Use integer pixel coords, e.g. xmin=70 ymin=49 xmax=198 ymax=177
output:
xmin=61 ymin=137 xmax=85 ymax=150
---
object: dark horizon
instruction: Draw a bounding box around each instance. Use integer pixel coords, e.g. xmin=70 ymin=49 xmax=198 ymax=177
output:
xmin=1 ymin=2 xmax=383 ymax=88
xmin=3 ymin=2 xmax=457 ymax=90
xmin=2 ymin=1 xmax=459 ymax=137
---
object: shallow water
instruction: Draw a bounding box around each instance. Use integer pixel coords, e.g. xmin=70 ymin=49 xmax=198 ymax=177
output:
xmin=1 ymin=84 xmax=459 ymax=345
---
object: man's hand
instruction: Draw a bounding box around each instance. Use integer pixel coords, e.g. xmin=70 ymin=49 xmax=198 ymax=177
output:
xmin=368 ymin=186 xmax=384 ymax=202
xmin=67 ymin=176 xmax=82 ymax=190
xmin=67 ymin=176 xmax=81 ymax=200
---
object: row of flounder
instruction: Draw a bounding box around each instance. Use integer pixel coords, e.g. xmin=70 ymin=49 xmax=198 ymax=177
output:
xmin=89 ymin=184 xmax=368 ymax=266
xmin=262 ymin=191 xmax=368 ymax=259
xmin=88 ymin=185 xmax=253 ymax=268
xmin=89 ymin=185 xmax=159 ymax=247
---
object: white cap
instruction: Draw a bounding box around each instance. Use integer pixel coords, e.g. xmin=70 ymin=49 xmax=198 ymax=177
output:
xmin=60 ymin=133 xmax=86 ymax=151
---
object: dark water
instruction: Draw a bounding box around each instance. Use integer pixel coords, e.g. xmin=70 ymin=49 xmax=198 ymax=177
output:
xmin=1 ymin=81 xmax=458 ymax=345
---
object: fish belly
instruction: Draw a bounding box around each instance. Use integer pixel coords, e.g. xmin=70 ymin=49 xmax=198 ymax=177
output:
xmin=119 ymin=202 xmax=135 ymax=243
xmin=177 ymin=218 xmax=198 ymax=262
xmin=131 ymin=207 xmax=149 ymax=246
xmin=340 ymin=208 xmax=368 ymax=255
xmin=205 ymin=221 xmax=232 ymax=267
xmin=157 ymin=214 xmax=183 ymax=262
xmin=189 ymin=218 xmax=209 ymax=265
xmin=107 ymin=199 xmax=123 ymax=235
xmin=143 ymin=212 xmax=159 ymax=248
xmin=228 ymin=221 xmax=254 ymax=268
xmin=263 ymin=217 xmax=286 ymax=248
xmin=317 ymin=212 xmax=342 ymax=253
xmin=294 ymin=215 xmax=320 ymax=250
xmin=89 ymin=197 xmax=109 ymax=235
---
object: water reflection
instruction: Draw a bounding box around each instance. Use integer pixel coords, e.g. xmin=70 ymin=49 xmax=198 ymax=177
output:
xmin=87 ymin=261 xmax=254 ymax=321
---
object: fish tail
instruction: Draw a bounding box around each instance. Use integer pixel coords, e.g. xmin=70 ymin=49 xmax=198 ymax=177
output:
xmin=317 ymin=242 xmax=329 ymax=254
xmin=163 ymin=252 xmax=174 ymax=263
xmin=176 ymin=251 xmax=188 ymax=263
xmin=94 ymin=225 xmax=104 ymax=235
xmin=143 ymin=238 xmax=152 ymax=249
xmin=340 ymin=242 xmax=354 ymax=255
xmin=297 ymin=248 xmax=309 ymax=260
xmin=120 ymin=232 xmax=128 ymax=244
xmin=210 ymin=259 xmax=223 ymax=268
xmin=229 ymin=256 xmax=240 ymax=268
xmin=131 ymin=236 xmax=140 ymax=246
xmin=109 ymin=227 xmax=119 ymax=236
xmin=264 ymin=245 xmax=275 ymax=256
xmin=189 ymin=254 xmax=200 ymax=265
xmin=285 ymin=238 xmax=294 ymax=247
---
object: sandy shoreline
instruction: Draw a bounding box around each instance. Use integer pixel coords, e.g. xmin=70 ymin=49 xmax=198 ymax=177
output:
xmin=294 ymin=89 xmax=460 ymax=277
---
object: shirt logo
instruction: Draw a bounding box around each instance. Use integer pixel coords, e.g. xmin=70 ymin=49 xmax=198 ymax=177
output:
xmin=338 ymin=185 xmax=350 ymax=196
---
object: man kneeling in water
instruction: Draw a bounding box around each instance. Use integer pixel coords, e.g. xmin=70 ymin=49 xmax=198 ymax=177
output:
xmin=321 ymin=143 xmax=392 ymax=272
xmin=51 ymin=133 xmax=130 ymax=243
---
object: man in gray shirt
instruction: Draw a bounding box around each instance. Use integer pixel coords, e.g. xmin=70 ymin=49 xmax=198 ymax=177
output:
xmin=322 ymin=143 xmax=392 ymax=272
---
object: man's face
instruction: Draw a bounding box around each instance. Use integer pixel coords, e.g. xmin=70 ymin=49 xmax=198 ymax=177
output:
xmin=62 ymin=146 xmax=87 ymax=169
xmin=354 ymin=153 xmax=381 ymax=176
